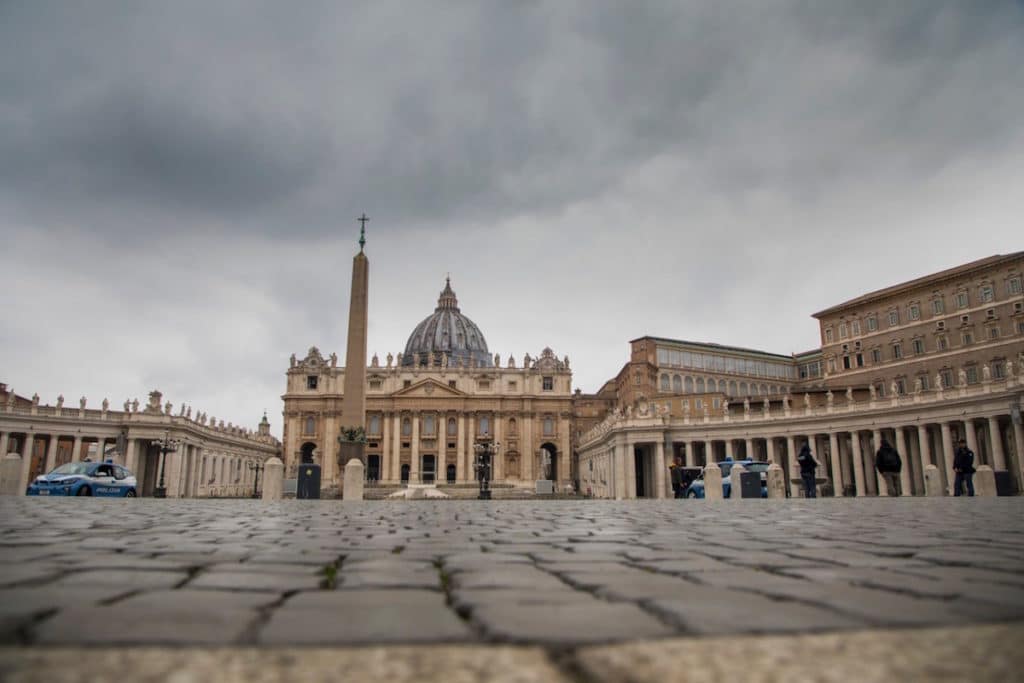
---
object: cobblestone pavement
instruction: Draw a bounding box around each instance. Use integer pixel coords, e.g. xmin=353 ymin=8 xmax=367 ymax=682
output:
xmin=1 ymin=498 xmax=1022 ymax=648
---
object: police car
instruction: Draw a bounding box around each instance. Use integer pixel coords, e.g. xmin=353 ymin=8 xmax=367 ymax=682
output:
xmin=26 ymin=460 xmax=138 ymax=497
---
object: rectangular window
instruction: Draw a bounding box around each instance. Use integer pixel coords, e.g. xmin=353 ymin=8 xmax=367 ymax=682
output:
xmin=941 ymin=369 xmax=953 ymax=388
xmin=657 ymin=348 xmax=669 ymax=364
xmin=867 ymin=316 xmax=877 ymax=331
xmin=994 ymin=362 xmax=1005 ymax=379
xmin=909 ymin=304 xmax=920 ymax=321
xmin=888 ymin=311 xmax=899 ymax=327
xmin=932 ymin=299 xmax=944 ymax=315
xmin=478 ymin=380 xmax=491 ymax=390
xmin=892 ymin=344 xmax=902 ymax=359
xmin=980 ymin=285 xmax=994 ymax=303
xmin=839 ymin=322 xmax=848 ymax=339
xmin=937 ymin=336 xmax=948 ymax=351
xmin=507 ymin=381 xmax=517 ymax=391
xmin=988 ymin=326 xmax=999 ymax=339
xmin=404 ymin=380 xmax=412 ymax=388
xmin=871 ymin=349 xmax=881 ymax=363
xmin=449 ymin=380 xmax=457 ymax=388
xmin=542 ymin=376 xmax=554 ymax=391
xmin=306 ymin=376 xmax=318 ymax=390
xmin=856 ymin=353 xmax=864 ymax=367
xmin=824 ymin=328 xmax=833 ymax=344
xmin=851 ymin=320 xmax=861 ymax=336
xmin=962 ymin=333 xmax=973 ymax=345
xmin=369 ymin=380 xmax=382 ymax=390
xmin=1009 ymin=277 xmax=1022 ymax=295
xmin=1019 ymin=320 xmax=1024 ymax=335
xmin=843 ymin=356 xmax=851 ymax=370
xmin=912 ymin=339 xmax=925 ymax=354
xmin=712 ymin=398 xmax=720 ymax=409
xmin=919 ymin=375 xmax=929 ymax=391
xmin=956 ymin=291 xmax=969 ymax=308
xmin=966 ymin=367 xmax=978 ymax=384
xmin=896 ymin=379 xmax=906 ymax=395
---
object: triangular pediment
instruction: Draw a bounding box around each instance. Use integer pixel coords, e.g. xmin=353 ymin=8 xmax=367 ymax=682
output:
xmin=390 ymin=378 xmax=466 ymax=398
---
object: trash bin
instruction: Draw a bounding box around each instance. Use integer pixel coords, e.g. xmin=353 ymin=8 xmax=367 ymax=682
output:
xmin=297 ymin=464 xmax=321 ymax=499
xmin=739 ymin=471 xmax=762 ymax=499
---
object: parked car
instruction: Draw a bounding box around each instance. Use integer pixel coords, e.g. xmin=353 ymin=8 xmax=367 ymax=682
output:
xmin=683 ymin=459 xmax=769 ymax=499
xmin=27 ymin=461 xmax=138 ymax=497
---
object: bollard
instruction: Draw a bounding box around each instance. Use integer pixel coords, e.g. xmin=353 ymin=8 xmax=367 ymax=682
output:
xmin=766 ymin=463 xmax=786 ymax=499
xmin=0 ymin=453 xmax=23 ymax=496
xmin=974 ymin=465 xmax=996 ymax=497
xmin=703 ymin=465 xmax=723 ymax=500
xmin=728 ymin=464 xmax=746 ymax=500
xmin=923 ymin=464 xmax=944 ymax=497
xmin=343 ymin=458 xmax=365 ymax=501
xmin=261 ymin=457 xmax=284 ymax=501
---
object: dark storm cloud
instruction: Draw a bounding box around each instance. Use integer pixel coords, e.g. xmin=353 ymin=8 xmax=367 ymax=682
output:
xmin=2 ymin=1 xmax=1023 ymax=429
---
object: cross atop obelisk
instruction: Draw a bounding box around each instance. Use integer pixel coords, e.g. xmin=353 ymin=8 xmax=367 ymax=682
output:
xmin=357 ymin=213 xmax=369 ymax=252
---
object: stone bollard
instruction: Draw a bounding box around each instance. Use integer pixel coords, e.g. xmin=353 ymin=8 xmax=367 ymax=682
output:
xmin=974 ymin=465 xmax=997 ymax=497
xmin=766 ymin=463 xmax=786 ymax=499
xmin=261 ymin=457 xmax=284 ymax=501
xmin=923 ymin=464 xmax=944 ymax=497
xmin=703 ymin=465 xmax=723 ymax=500
xmin=728 ymin=464 xmax=746 ymax=500
xmin=0 ymin=453 xmax=23 ymax=496
xmin=343 ymin=459 xmax=365 ymax=501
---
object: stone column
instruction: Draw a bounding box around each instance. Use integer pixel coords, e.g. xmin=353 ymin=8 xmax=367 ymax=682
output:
xmin=19 ymin=432 xmax=35 ymax=493
xmin=493 ymin=413 xmax=503 ymax=481
xmin=125 ymin=438 xmax=138 ymax=475
xmin=744 ymin=438 xmax=754 ymax=461
xmin=87 ymin=438 xmax=101 ymax=463
xmin=912 ymin=425 xmax=928 ymax=494
xmin=45 ymin=435 xmax=60 ymax=473
xmin=964 ymin=419 xmax=980 ymax=465
xmin=70 ymin=436 xmax=83 ymax=465
xmin=0 ymin=432 xmax=8 ymax=457
xmin=988 ymin=416 xmax=1006 ymax=471
xmin=262 ymin=457 xmax=284 ymax=500
xmin=521 ymin=412 xmax=534 ymax=481
xmin=456 ymin=414 xmax=466 ymax=483
xmin=828 ymin=432 xmax=843 ymax=496
xmin=654 ymin=440 xmax=666 ymax=499
xmin=894 ymin=426 xmax=911 ymax=496
xmin=192 ymin=446 xmax=203 ymax=497
xmin=870 ymin=428 xmax=884 ymax=495
xmin=684 ymin=440 xmax=695 ymax=467
xmin=785 ymin=435 xmax=797 ymax=496
xmin=410 ymin=412 xmax=420 ymax=483
xmin=1012 ymin=417 xmax=1024 ymax=493
xmin=850 ymin=431 xmax=866 ymax=497
xmin=624 ymin=441 xmax=637 ymax=499
xmin=614 ymin=442 xmax=627 ymax=500
xmin=380 ymin=412 xmax=391 ymax=482
xmin=438 ymin=415 xmax=448 ymax=484
xmin=391 ymin=414 xmax=402 ymax=484
xmin=766 ymin=437 xmax=777 ymax=466
xmin=940 ymin=422 xmax=956 ymax=494
xmin=724 ymin=439 xmax=735 ymax=460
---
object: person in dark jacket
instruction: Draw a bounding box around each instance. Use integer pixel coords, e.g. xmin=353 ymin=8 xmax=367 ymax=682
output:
xmin=796 ymin=443 xmax=818 ymax=498
xmin=670 ymin=457 xmax=684 ymax=498
xmin=874 ymin=439 xmax=902 ymax=497
xmin=952 ymin=439 xmax=975 ymax=497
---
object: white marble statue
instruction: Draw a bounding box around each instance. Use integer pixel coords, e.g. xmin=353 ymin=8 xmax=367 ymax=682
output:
xmin=101 ymin=398 xmax=109 ymax=411
xmin=80 ymin=396 xmax=87 ymax=410
xmin=56 ymin=395 xmax=64 ymax=409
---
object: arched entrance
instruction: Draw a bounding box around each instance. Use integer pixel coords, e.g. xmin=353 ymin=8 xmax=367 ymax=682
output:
xmin=300 ymin=442 xmax=316 ymax=464
xmin=540 ymin=443 xmax=558 ymax=481
xmin=400 ymin=464 xmax=410 ymax=483
xmin=446 ymin=464 xmax=456 ymax=483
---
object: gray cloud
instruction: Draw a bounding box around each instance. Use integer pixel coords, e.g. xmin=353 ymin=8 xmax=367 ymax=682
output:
xmin=2 ymin=1 xmax=1023 ymax=432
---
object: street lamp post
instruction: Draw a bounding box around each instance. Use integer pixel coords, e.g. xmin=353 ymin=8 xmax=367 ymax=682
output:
xmin=248 ymin=460 xmax=265 ymax=499
xmin=473 ymin=439 xmax=499 ymax=500
xmin=152 ymin=430 xmax=179 ymax=499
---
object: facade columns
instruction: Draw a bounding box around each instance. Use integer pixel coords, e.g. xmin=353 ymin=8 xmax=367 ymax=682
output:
xmin=71 ymin=436 xmax=83 ymax=465
xmin=19 ymin=432 xmax=35 ymax=494
xmin=438 ymin=415 xmax=448 ymax=484
xmin=492 ymin=413 xmax=503 ymax=481
xmin=964 ymin=420 xmax=980 ymax=465
xmin=45 ymin=435 xmax=60 ymax=473
xmin=391 ymin=414 xmax=401 ymax=484
xmin=987 ymin=416 xmax=1006 ymax=471
xmin=870 ymin=428 xmax=884 ymax=495
xmin=0 ymin=432 xmax=8 ymax=458
xmin=125 ymin=438 xmax=138 ymax=475
xmin=894 ymin=427 xmax=911 ymax=496
xmin=410 ymin=412 xmax=420 ymax=483
xmin=381 ymin=412 xmax=391 ymax=482
xmin=521 ymin=412 xmax=534 ymax=481
xmin=724 ymin=439 xmax=735 ymax=460
xmin=1012 ymin=418 xmax=1024 ymax=493
xmin=654 ymin=440 xmax=666 ymax=499
xmin=614 ymin=442 xmax=627 ymax=500
xmin=456 ymin=415 xmax=466 ymax=483
xmin=940 ymin=422 xmax=955 ymax=493
xmin=625 ymin=442 xmax=637 ymax=499
xmin=744 ymin=438 xmax=754 ymax=461
xmin=850 ymin=431 xmax=866 ymax=497
xmin=766 ymin=437 xmax=777 ymax=466
xmin=785 ymin=435 xmax=797 ymax=495
xmin=828 ymin=432 xmax=843 ymax=496
xmin=684 ymin=440 xmax=695 ymax=467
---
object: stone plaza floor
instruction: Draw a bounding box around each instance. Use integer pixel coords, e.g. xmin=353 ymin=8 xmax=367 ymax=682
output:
xmin=1 ymin=497 xmax=1023 ymax=681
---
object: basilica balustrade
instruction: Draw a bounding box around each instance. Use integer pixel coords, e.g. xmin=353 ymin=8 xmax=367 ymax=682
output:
xmin=578 ymin=372 xmax=1024 ymax=500
xmin=0 ymin=389 xmax=279 ymax=497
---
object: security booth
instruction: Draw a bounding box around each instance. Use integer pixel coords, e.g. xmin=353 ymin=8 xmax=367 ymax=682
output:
xmin=296 ymin=463 xmax=321 ymax=499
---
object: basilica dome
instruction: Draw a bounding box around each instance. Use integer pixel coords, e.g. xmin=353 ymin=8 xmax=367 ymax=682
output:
xmin=402 ymin=278 xmax=493 ymax=367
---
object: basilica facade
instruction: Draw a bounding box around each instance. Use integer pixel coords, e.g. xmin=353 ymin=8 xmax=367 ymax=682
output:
xmin=281 ymin=279 xmax=574 ymax=491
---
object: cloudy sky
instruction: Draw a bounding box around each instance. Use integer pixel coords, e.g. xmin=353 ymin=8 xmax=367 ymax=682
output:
xmin=2 ymin=1 xmax=1022 ymax=435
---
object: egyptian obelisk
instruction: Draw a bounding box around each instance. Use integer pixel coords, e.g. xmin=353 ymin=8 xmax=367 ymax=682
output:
xmin=339 ymin=214 xmax=369 ymax=454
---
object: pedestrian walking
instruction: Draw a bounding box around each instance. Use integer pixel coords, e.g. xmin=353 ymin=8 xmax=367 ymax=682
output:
xmin=670 ymin=457 xmax=684 ymax=498
xmin=796 ymin=443 xmax=818 ymax=498
xmin=874 ymin=439 xmax=902 ymax=496
xmin=953 ymin=439 xmax=975 ymax=497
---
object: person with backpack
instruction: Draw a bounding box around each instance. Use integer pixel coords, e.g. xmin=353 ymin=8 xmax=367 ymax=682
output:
xmin=874 ymin=438 xmax=903 ymax=496
xmin=796 ymin=443 xmax=818 ymax=498
xmin=953 ymin=439 xmax=976 ymax=497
